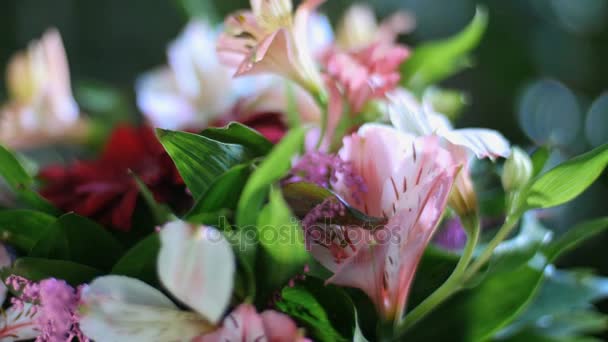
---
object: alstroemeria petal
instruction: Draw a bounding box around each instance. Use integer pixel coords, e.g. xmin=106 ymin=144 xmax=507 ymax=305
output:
xmin=388 ymin=90 xmax=434 ymax=136
xmin=0 ymin=303 xmax=39 ymax=340
xmin=158 ymin=221 xmax=235 ymax=324
xmin=442 ymin=128 xmax=511 ymax=160
xmin=79 ymin=276 xmax=211 ymax=342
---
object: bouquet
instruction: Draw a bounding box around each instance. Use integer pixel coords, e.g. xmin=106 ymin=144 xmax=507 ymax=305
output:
xmin=0 ymin=1 xmax=607 ymax=341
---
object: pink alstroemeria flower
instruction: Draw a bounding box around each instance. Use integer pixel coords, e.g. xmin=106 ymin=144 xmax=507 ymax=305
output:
xmin=0 ymin=29 xmax=88 ymax=150
xmin=217 ymin=0 xmax=325 ymax=95
xmin=322 ymin=43 xmax=410 ymax=113
xmin=309 ymin=124 xmax=460 ymax=321
xmin=197 ymin=304 xmax=309 ymax=342
xmin=388 ymin=89 xmax=510 ymax=215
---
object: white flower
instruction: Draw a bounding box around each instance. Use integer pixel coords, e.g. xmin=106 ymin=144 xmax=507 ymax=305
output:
xmin=79 ymin=220 xmax=235 ymax=342
xmin=388 ymin=89 xmax=510 ymax=160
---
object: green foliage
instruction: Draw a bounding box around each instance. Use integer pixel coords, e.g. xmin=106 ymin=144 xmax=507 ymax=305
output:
xmin=111 ymin=234 xmax=161 ymax=287
xmin=0 ymin=145 xmax=59 ymax=215
xmin=277 ymin=278 xmax=357 ymax=342
xmin=255 ymin=187 xmax=308 ymax=297
xmin=200 ymin=122 xmax=273 ymax=157
xmin=0 ymin=210 xmax=55 ymax=252
xmin=236 ymin=127 xmax=306 ymax=226
xmin=157 ymin=129 xmax=255 ymax=200
xmin=2 ymin=258 xmax=103 ymax=286
xmin=526 ymin=144 xmax=608 ymax=209
xmin=402 ymin=217 xmax=608 ymax=341
xmin=400 ymin=6 xmax=488 ymax=94
xmin=29 ymin=213 xmax=124 ymax=271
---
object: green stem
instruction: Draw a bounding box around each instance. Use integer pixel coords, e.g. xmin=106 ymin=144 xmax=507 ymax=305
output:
xmin=463 ymin=210 xmax=523 ymax=281
xmin=394 ymin=215 xmax=480 ymax=336
xmin=314 ymin=92 xmax=329 ymax=150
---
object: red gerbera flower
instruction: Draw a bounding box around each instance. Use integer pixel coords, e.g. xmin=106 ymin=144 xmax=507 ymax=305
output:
xmin=39 ymin=125 xmax=187 ymax=231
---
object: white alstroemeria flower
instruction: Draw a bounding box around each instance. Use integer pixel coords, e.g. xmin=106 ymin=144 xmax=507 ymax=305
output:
xmin=388 ymin=89 xmax=510 ymax=160
xmin=136 ymin=20 xmax=272 ymax=131
xmin=79 ymin=220 xmax=235 ymax=342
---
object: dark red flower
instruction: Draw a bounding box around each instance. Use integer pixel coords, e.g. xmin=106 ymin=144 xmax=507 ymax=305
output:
xmin=39 ymin=125 xmax=187 ymax=231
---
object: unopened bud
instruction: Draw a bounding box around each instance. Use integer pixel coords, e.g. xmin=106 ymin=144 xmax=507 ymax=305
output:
xmin=449 ymin=171 xmax=478 ymax=221
xmin=502 ymin=147 xmax=533 ymax=192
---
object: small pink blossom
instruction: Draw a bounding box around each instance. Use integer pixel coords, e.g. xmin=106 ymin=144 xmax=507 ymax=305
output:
xmin=322 ymin=43 xmax=410 ymax=113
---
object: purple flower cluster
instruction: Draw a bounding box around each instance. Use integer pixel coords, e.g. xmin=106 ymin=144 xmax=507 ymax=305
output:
xmin=6 ymin=276 xmax=88 ymax=342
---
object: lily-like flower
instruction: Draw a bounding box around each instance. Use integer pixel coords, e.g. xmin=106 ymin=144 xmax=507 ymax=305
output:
xmin=0 ymin=29 xmax=87 ymax=150
xmin=388 ymin=89 xmax=510 ymax=160
xmin=79 ymin=220 xmax=307 ymax=341
xmin=137 ymin=20 xmax=269 ymax=131
xmin=217 ymin=0 xmax=326 ymax=96
xmin=308 ymin=124 xmax=460 ymax=321
xmin=336 ymin=4 xmax=415 ymax=50
xmin=388 ymin=89 xmax=510 ymax=217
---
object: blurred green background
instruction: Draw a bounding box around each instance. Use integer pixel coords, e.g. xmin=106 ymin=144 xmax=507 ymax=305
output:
xmin=0 ymin=0 xmax=606 ymax=266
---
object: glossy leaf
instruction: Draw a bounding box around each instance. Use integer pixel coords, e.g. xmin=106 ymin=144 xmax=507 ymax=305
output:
xmin=236 ymin=127 xmax=306 ymax=226
xmin=402 ymin=217 xmax=608 ymax=341
xmin=157 ymin=129 xmax=254 ymax=199
xmin=0 ymin=145 xmax=59 ymax=215
xmin=2 ymin=257 xmax=103 ymax=286
xmin=186 ymin=164 xmax=251 ymax=218
xmin=276 ymin=278 xmax=356 ymax=342
xmin=29 ymin=213 xmax=124 ymax=270
xmin=400 ymin=6 xmax=488 ymax=93
xmin=527 ymin=144 xmax=608 ymax=209
xmin=200 ymin=122 xmax=273 ymax=157
xmin=531 ymin=146 xmax=551 ymax=177
xmin=255 ymin=187 xmax=308 ymax=296
xmin=111 ymin=234 xmax=160 ymax=286
xmin=0 ymin=210 xmax=56 ymax=251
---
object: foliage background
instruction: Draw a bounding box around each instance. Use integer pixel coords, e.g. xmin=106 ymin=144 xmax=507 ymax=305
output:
xmin=0 ymin=0 xmax=607 ymax=317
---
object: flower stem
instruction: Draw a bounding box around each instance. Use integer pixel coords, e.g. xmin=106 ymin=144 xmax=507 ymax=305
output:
xmin=394 ymin=214 xmax=480 ymax=336
xmin=463 ymin=210 xmax=523 ymax=281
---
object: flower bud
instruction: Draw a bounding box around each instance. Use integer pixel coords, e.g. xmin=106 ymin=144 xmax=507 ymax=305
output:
xmin=449 ymin=171 xmax=478 ymax=221
xmin=502 ymin=147 xmax=533 ymax=192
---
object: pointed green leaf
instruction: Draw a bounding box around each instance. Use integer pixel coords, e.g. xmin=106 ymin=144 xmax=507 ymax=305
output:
xmin=0 ymin=145 xmax=59 ymax=215
xmin=111 ymin=234 xmax=160 ymax=286
xmin=527 ymin=144 xmax=608 ymax=209
xmin=157 ymin=129 xmax=254 ymax=199
xmin=29 ymin=213 xmax=124 ymax=270
xmin=0 ymin=210 xmax=56 ymax=252
xmin=400 ymin=6 xmax=488 ymax=93
xmin=200 ymin=122 xmax=273 ymax=157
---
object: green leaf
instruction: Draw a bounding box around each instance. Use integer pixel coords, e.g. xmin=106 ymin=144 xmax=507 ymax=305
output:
xmin=2 ymin=257 xmax=103 ymax=286
xmin=200 ymin=122 xmax=273 ymax=157
xmin=400 ymin=6 xmax=488 ymax=93
xmin=186 ymin=164 xmax=251 ymax=218
xmin=277 ymin=278 xmax=356 ymax=342
xmin=403 ymin=217 xmax=608 ymax=341
xmin=408 ymin=247 xmax=459 ymax=308
xmin=236 ymin=127 xmax=306 ymax=227
xmin=29 ymin=213 xmax=125 ymax=271
xmin=255 ymin=187 xmax=308 ymax=297
xmin=281 ymin=182 xmax=386 ymax=229
xmin=131 ymin=171 xmax=173 ymax=225
xmin=527 ymin=144 xmax=608 ymax=209
xmin=499 ymin=269 xmax=608 ymax=339
xmin=531 ymin=146 xmax=551 ymax=177
xmin=0 ymin=145 xmax=59 ymax=215
xmin=111 ymin=234 xmax=160 ymax=286
xmin=0 ymin=210 xmax=56 ymax=251
xmin=157 ymin=129 xmax=255 ymax=199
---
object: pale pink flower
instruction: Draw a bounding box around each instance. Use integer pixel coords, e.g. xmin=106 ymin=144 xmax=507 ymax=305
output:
xmin=308 ymin=124 xmax=460 ymax=321
xmin=336 ymin=4 xmax=415 ymax=50
xmin=388 ymin=89 xmax=510 ymax=216
xmin=0 ymin=29 xmax=87 ymax=150
xmin=217 ymin=0 xmax=325 ymax=95
xmin=196 ymin=304 xmax=309 ymax=342
xmin=322 ymin=43 xmax=410 ymax=113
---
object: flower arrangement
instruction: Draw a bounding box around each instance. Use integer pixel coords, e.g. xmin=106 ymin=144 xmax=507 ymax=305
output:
xmin=0 ymin=1 xmax=607 ymax=341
